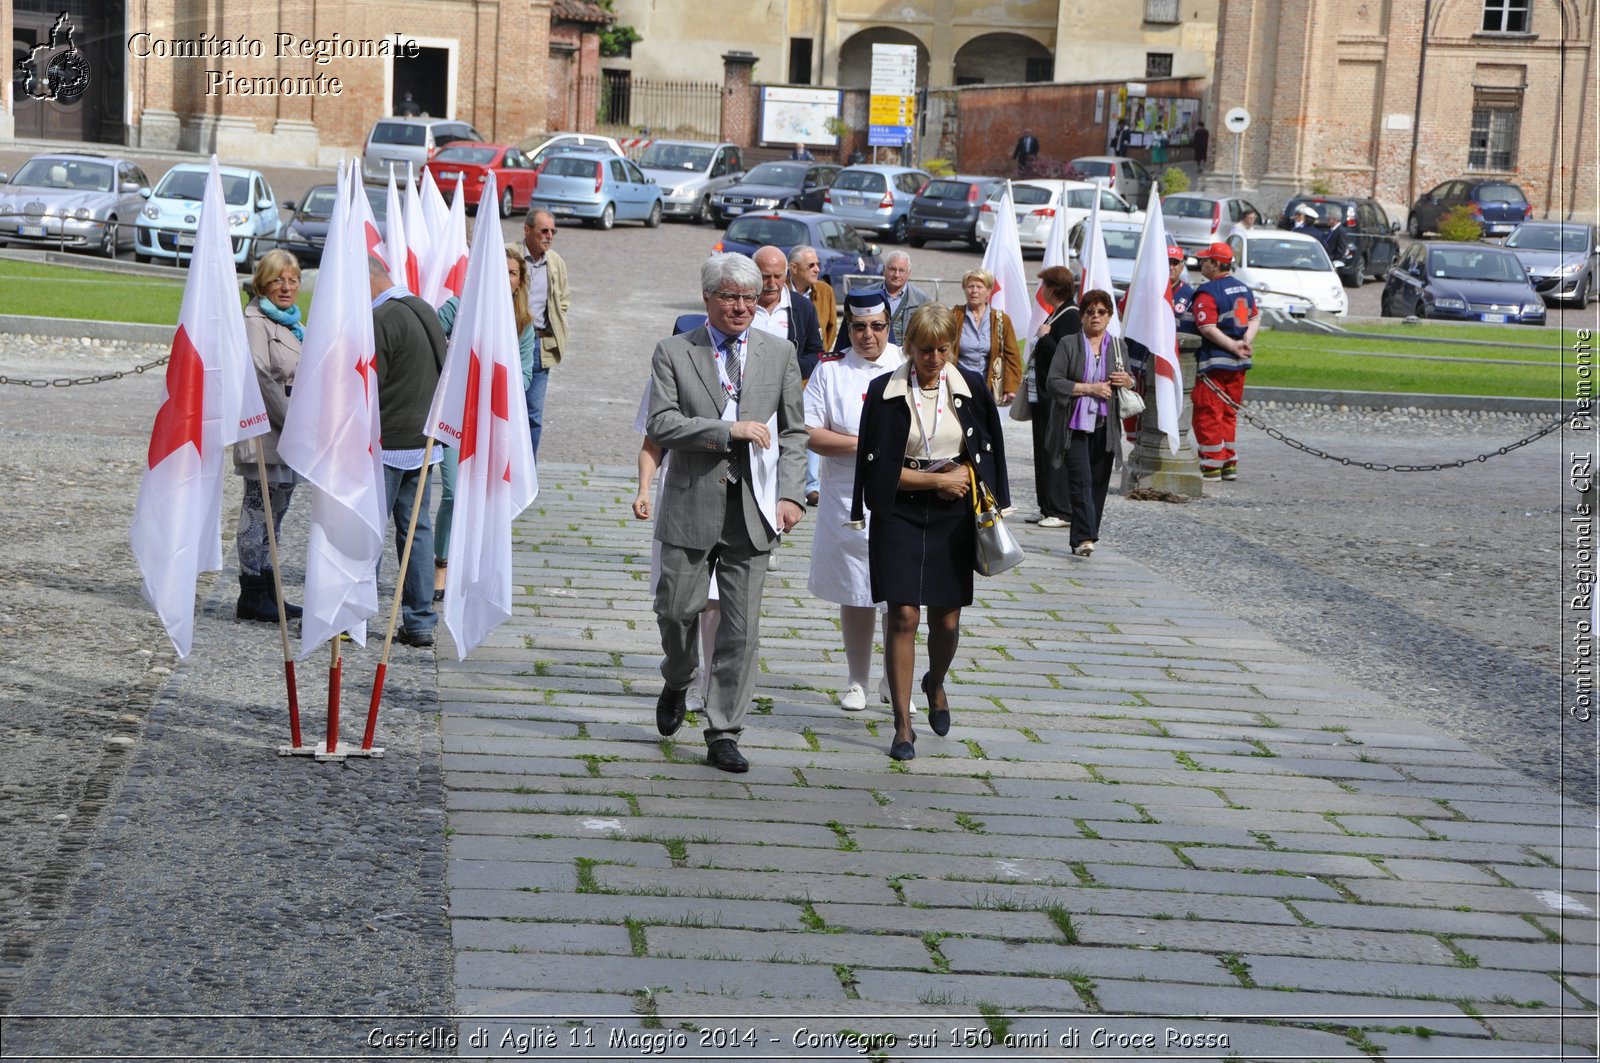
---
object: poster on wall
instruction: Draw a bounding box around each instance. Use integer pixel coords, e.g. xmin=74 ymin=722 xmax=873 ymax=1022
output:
xmin=760 ymin=87 xmax=842 ymax=148
xmin=1110 ymin=90 xmax=1200 ymax=150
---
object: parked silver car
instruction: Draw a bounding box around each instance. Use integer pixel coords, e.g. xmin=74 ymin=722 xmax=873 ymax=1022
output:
xmin=1161 ymin=191 xmax=1267 ymax=252
xmin=635 ymin=140 xmax=744 ymax=223
xmin=1503 ymin=221 xmax=1599 ymax=306
xmin=823 ymin=164 xmax=931 ymax=243
xmin=362 ymin=116 xmax=487 ymax=183
xmin=0 ymin=152 xmax=151 ymax=257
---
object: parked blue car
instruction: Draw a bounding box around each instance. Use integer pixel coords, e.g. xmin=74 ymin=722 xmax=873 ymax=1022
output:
xmin=713 ymin=210 xmax=882 ymax=298
xmin=1380 ymin=240 xmax=1546 ymax=325
xmin=529 ymin=150 xmax=662 ymax=230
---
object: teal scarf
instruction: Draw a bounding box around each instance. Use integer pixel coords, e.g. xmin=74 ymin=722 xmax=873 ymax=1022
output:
xmin=259 ymin=298 xmax=303 ymax=341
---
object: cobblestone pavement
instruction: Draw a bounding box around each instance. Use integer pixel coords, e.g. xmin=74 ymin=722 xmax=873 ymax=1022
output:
xmin=2 ymin=227 xmax=1595 ymax=1060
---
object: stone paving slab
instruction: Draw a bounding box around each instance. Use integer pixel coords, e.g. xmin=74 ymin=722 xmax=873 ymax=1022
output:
xmin=437 ymin=463 xmax=1597 ymax=1057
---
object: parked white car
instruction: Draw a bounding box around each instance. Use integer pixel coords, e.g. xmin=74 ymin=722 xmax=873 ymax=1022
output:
xmin=1226 ymin=229 xmax=1348 ymax=316
xmin=135 ymin=162 xmax=280 ymax=270
xmin=975 ymin=179 xmax=1142 ymax=252
xmin=1068 ymin=218 xmax=1146 ymax=296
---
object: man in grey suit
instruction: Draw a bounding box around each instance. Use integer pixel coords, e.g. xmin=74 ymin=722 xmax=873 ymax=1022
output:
xmin=647 ymin=254 xmax=808 ymax=772
xmin=883 ymin=251 xmax=931 ymax=345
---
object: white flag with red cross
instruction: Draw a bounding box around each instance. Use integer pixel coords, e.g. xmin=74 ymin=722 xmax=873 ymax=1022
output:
xmin=980 ymin=183 xmax=1031 ymax=365
xmin=424 ymin=173 xmax=539 ymax=658
xmin=278 ymin=160 xmax=387 ymax=657
xmin=130 ymin=156 xmax=271 ymax=657
xmin=383 ymin=171 xmax=410 ymax=292
xmin=421 ymin=176 xmax=470 ymax=308
xmin=403 ymin=163 xmax=431 ymax=297
xmin=1124 ymin=186 xmax=1184 ymax=453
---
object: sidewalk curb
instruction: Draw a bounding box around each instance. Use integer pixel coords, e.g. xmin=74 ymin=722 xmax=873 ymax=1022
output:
xmin=1244 ymin=385 xmax=1574 ymax=415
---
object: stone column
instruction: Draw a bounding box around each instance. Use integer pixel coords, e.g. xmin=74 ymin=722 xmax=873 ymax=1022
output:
xmin=721 ymin=51 xmax=758 ymax=147
xmin=1129 ymin=334 xmax=1205 ymax=497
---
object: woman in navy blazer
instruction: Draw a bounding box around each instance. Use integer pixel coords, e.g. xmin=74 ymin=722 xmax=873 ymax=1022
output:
xmin=850 ymin=305 xmax=1009 ymax=761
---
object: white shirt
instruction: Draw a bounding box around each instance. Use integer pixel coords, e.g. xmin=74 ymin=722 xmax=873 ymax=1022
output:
xmin=751 ymin=286 xmax=792 ymax=342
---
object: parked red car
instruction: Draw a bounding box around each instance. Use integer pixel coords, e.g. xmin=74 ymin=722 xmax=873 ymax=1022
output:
xmin=424 ymin=143 xmax=540 ymax=216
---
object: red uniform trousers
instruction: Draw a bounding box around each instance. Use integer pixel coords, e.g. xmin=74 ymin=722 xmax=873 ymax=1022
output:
xmin=1193 ymin=368 xmax=1246 ymax=470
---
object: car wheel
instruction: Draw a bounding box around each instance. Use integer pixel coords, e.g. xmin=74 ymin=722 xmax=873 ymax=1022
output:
xmin=1574 ymin=275 xmax=1590 ymax=307
xmin=500 ymin=186 xmax=514 ymax=217
xmin=890 ymin=216 xmax=909 ymax=243
xmin=99 ymin=219 xmax=118 ymax=258
xmin=1346 ymin=253 xmax=1366 ymax=288
xmin=1406 ymin=214 xmax=1423 ymax=238
xmin=595 ymin=203 xmax=615 ymax=230
xmin=645 ymin=201 xmax=662 ymax=229
xmin=909 ymin=236 xmax=927 ymax=249
xmin=694 ymin=195 xmax=711 ymax=224
xmin=1414 ymin=299 xmax=1427 ymax=320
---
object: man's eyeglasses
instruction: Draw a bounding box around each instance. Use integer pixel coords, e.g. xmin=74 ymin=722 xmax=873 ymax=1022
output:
xmin=712 ymin=290 xmax=759 ymax=305
xmin=849 ymin=321 xmax=888 ymax=333
xmin=800 ymin=261 xmax=821 ymax=271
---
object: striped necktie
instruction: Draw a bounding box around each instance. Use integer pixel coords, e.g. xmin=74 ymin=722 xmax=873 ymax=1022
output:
xmin=722 ymin=335 xmax=742 ymax=400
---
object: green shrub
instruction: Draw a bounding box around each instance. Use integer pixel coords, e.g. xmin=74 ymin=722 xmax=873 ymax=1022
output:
xmin=1159 ymin=166 xmax=1190 ymax=195
xmin=1308 ymin=171 xmax=1335 ymax=195
xmin=922 ymin=157 xmax=956 ymax=177
xmin=1437 ymin=204 xmax=1484 ymax=242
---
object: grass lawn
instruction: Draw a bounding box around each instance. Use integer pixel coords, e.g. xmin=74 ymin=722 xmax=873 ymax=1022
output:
xmin=1341 ymin=320 xmax=1584 ymax=349
xmin=0 ymin=258 xmax=312 ymax=324
xmin=1251 ymin=329 xmax=1567 ymax=399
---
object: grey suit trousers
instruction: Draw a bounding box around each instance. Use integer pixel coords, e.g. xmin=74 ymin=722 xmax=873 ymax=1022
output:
xmin=655 ymin=481 xmax=770 ymax=744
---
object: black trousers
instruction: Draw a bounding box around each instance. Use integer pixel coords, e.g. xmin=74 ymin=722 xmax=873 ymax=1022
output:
xmin=1030 ymin=408 xmax=1073 ymax=519
xmin=1066 ymin=422 xmax=1114 ymax=548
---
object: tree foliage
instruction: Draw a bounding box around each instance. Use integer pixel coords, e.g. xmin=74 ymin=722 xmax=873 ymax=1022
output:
xmin=596 ymin=0 xmax=642 ymax=58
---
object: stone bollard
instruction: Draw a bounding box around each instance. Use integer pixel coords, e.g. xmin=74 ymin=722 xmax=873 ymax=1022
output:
xmin=1128 ymin=334 xmax=1205 ymax=497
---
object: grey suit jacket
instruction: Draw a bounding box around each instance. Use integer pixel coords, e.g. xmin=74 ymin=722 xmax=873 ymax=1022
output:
xmin=646 ymin=325 xmax=807 ymax=552
xmin=888 ymin=283 xmax=932 ymax=342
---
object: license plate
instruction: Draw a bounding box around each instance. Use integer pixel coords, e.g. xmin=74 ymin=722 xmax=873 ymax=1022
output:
xmin=550 ymin=206 xmax=575 ymax=216
xmin=724 ymin=205 xmax=744 ymax=214
xmin=1488 ymin=224 xmax=1511 ymax=233
xmin=1481 ymin=312 xmax=1507 ymax=323
xmin=839 ymin=195 xmax=861 ymax=206
xmin=177 ymin=234 xmax=195 ymax=249
xmin=924 ymin=220 xmax=948 ymax=229
xmin=18 ymin=224 xmax=45 ymax=237
xmin=1286 ymin=303 xmax=1309 ymax=316
xmin=440 ymin=171 xmax=462 ymax=181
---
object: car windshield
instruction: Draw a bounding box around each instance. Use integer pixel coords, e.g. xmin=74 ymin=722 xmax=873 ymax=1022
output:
xmin=543 ymin=156 xmax=601 ymax=178
xmin=921 ymin=180 xmax=968 ymax=200
xmin=1505 ymin=225 xmax=1590 ymax=253
xmin=364 ymin=187 xmax=388 ymax=221
xmin=834 ymin=171 xmax=886 ymax=193
xmin=743 ymin=163 xmax=806 ymax=187
xmin=1002 ymin=185 xmax=1053 ymax=207
xmin=1245 ymin=238 xmax=1333 ymax=271
xmin=12 ymin=159 xmax=115 ymax=192
xmin=1103 ymin=230 xmax=1140 ymax=260
xmin=154 ymin=170 xmax=250 ymax=205
xmin=724 ymin=216 xmax=808 ymax=247
xmin=1162 ymin=197 xmax=1216 ymax=219
xmin=1477 ymin=183 xmax=1527 ymax=205
xmin=1430 ymin=248 xmax=1527 ymax=283
xmin=371 ymin=122 xmax=426 ymax=146
xmin=301 ymin=188 xmax=338 ymax=216
xmin=639 ymin=144 xmax=714 ymax=171
xmin=434 ymin=146 xmax=497 ymax=165
xmin=1074 ymin=160 xmax=1114 ymax=176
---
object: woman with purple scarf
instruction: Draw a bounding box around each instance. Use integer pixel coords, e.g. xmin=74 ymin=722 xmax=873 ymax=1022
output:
xmin=1044 ymin=289 xmax=1135 ymax=558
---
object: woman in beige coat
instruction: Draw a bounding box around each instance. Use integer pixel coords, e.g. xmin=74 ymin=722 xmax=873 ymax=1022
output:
xmin=234 ymin=249 xmax=303 ymax=621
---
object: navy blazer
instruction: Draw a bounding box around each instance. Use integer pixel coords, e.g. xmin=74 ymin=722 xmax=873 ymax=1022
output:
xmin=849 ymin=364 xmax=1010 ymax=523
xmin=787 ymin=294 xmax=826 ymax=379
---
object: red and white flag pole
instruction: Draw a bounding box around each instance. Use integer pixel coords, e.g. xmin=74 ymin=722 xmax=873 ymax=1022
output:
xmin=363 ymin=436 xmax=436 ymax=751
xmin=254 ymin=448 xmax=302 ymax=747
xmin=325 ymin=636 xmax=342 ymax=755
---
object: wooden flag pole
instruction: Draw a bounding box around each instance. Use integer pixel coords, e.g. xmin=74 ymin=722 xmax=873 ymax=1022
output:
xmin=254 ymin=448 xmax=302 ymax=749
xmin=323 ymin=635 xmax=343 ymax=756
xmin=363 ymin=438 xmax=436 ymax=751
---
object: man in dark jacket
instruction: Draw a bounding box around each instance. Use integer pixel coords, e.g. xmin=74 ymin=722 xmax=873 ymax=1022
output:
xmin=1192 ymin=121 xmax=1210 ymax=168
xmin=368 ymin=256 xmax=447 ymax=646
xmin=1012 ymin=129 xmax=1040 ymax=173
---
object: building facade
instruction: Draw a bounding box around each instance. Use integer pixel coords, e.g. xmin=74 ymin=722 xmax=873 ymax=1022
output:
xmin=1208 ymin=0 xmax=1596 ymax=221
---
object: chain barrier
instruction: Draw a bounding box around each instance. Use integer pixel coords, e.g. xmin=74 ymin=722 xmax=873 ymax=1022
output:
xmin=0 ymin=351 xmax=172 ymax=388
xmin=1198 ymin=375 xmax=1569 ymax=473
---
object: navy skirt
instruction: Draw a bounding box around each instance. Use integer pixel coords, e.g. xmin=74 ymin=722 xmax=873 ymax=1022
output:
xmin=868 ymin=488 xmax=975 ymax=608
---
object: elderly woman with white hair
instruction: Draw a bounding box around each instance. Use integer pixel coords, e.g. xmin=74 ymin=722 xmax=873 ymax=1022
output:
xmin=805 ymin=289 xmax=905 ymax=710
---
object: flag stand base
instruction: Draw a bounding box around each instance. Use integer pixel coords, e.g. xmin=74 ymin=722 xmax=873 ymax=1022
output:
xmin=277 ymin=743 xmax=318 ymax=757
xmin=310 ymin=743 xmax=386 ymax=762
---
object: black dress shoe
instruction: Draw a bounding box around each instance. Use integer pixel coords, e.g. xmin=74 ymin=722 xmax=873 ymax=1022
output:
xmin=396 ymin=628 xmax=435 ymax=648
xmin=921 ymin=672 xmax=951 ymax=737
xmin=656 ymin=685 xmax=687 ymax=736
xmin=705 ymin=738 xmax=748 ymax=773
xmin=889 ymin=736 xmax=916 ymax=761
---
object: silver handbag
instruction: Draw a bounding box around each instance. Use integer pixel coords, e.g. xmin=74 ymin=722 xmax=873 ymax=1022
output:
xmin=970 ymin=466 xmax=1025 ymax=576
xmin=1113 ymin=344 xmax=1146 ymax=418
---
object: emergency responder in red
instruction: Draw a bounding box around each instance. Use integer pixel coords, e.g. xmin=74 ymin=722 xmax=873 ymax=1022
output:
xmin=1190 ymin=242 xmax=1260 ymax=481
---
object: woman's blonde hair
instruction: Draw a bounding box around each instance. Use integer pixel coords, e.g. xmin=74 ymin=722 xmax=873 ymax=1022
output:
xmin=901 ymin=303 xmax=959 ymax=355
xmin=961 ymin=267 xmax=994 ymax=291
xmin=252 ymin=249 xmax=300 ymax=298
xmin=504 ymin=242 xmax=533 ymax=336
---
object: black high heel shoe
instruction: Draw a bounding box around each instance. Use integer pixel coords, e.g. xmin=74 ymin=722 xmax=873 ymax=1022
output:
xmin=921 ymin=672 xmax=951 ymax=737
